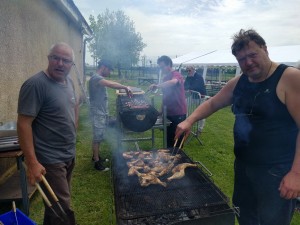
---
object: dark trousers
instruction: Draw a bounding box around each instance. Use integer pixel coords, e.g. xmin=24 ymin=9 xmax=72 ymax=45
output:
xmin=233 ymin=159 xmax=296 ymax=225
xmin=166 ymin=114 xmax=186 ymax=148
xmin=42 ymin=159 xmax=76 ymax=225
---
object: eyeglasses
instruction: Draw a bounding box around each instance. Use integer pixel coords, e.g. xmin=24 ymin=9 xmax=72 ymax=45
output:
xmin=48 ymin=55 xmax=73 ymax=65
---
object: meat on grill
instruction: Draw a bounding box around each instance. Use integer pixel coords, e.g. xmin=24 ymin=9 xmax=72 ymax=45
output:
xmin=124 ymin=99 xmax=150 ymax=109
xmin=134 ymin=169 xmax=167 ymax=187
xmin=122 ymin=149 xmax=197 ymax=187
xmin=167 ymin=163 xmax=198 ymax=181
xmin=122 ymin=151 xmax=140 ymax=159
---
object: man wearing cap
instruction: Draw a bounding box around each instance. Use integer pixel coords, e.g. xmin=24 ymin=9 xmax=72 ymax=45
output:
xmin=89 ymin=59 xmax=132 ymax=171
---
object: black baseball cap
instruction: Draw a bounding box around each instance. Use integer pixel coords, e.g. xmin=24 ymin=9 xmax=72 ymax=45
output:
xmin=97 ymin=59 xmax=114 ymax=70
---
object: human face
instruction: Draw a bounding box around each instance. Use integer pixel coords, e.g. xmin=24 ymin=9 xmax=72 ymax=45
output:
xmin=99 ymin=66 xmax=111 ymax=77
xmin=47 ymin=45 xmax=74 ymax=83
xmin=235 ymin=41 xmax=270 ymax=82
xmin=186 ymin=68 xmax=194 ymax=76
xmin=158 ymin=62 xmax=171 ymax=75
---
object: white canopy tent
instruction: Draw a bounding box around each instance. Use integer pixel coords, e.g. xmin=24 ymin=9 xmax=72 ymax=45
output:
xmin=172 ymin=45 xmax=300 ymax=81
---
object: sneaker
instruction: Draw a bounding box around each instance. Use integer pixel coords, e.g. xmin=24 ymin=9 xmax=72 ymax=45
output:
xmin=94 ymin=161 xmax=109 ymax=171
xmin=92 ymin=156 xmax=109 ymax=163
xmin=100 ymin=157 xmax=109 ymax=163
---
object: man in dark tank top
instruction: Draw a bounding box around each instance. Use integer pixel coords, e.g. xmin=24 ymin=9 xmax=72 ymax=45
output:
xmin=175 ymin=29 xmax=300 ymax=225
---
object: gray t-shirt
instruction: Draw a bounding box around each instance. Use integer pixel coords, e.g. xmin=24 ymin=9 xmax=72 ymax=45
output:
xmin=88 ymin=74 xmax=108 ymax=115
xmin=18 ymin=71 xmax=76 ymax=164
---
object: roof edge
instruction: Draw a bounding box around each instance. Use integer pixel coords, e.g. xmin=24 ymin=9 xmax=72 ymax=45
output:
xmin=50 ymin=0 xmax=93 ymax=36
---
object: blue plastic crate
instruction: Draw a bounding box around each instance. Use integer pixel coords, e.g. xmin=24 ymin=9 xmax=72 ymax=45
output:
xmin=0 ymin=209 xmax=36 ymax=225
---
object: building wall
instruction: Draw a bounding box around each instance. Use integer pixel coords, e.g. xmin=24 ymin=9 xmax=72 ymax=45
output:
xmin=0 ymin=0 xmax=85 ymax=180
xmin=0 ymin=0 xmax=84 ymax=123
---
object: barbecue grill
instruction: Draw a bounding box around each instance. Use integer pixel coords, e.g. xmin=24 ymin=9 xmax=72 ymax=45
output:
xmin=116 ymin=88 xmax=159 ymax=132
xmin=0 ymin=136 xmax=19 ymax=152
xmin=112 ymin=148 xmax=235 ymax=225
xmin=0 ymin=122 xmax=19 ymax=152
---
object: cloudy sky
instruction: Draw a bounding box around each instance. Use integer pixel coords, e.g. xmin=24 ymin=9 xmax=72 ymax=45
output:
xmin=73 ymin=0 xmax=300 ymax=64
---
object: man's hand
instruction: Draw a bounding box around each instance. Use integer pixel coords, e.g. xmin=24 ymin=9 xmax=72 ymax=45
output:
xmin=175 ymin=120 xmax=192 ymax=140
xmin=126 ymin=86 xmax=133 ymax=98
xmin=26 ymin=161 xmax=46 ymax=185
xmin=279 ymin=170 xmax=300 ymax=199
xmin=148 ymin=84 xmax=158 ymax=92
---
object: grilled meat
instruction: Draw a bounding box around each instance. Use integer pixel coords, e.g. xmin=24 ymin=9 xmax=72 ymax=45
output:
xmin=134 ymin=170 xmax=167 ymax=187
xmin=127 ymin=159 xmax=145 ymax=167
xmin=123 ymin=149 xmax=194 ymax=187
xmin=128 ymin=166 xmax=143 ymax=176
xmin=157 ymin=149 xmax=170 ymax=153
xmin=167 ymin=163 xmax=197 ymax=181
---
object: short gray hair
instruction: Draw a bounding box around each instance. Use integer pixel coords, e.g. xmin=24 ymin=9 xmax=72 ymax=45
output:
xmin=48 ymin=42 xmax=75 ymax=61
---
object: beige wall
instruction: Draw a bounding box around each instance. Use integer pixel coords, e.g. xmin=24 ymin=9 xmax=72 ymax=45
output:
xmin=0 ymin=0 xmax=84 ymax=123
xmin=0 ymin=0 xmax=86 ymax=179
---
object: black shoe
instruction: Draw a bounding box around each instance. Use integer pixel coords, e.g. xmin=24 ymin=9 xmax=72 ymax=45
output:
xmin=92 ymin=156 xmax=109 ymax=163
xmin=94 ymin=161 xmax=109 ymax=171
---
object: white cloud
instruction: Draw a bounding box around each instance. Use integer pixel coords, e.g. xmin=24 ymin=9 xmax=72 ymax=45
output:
xmin=74 ymin=0 xmax=300 ymax=64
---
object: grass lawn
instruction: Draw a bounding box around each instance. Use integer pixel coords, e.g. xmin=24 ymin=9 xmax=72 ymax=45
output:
xmin=1 ymin=76 xmax=299 ymax=225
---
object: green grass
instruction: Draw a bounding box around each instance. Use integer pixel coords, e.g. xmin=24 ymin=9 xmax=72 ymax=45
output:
xmin=1 ymin=75 xmax=299 ymax=225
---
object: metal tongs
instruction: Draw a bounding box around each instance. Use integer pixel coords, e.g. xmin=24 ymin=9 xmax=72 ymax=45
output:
xmin=22 ymin=163 xmax=68 ymax=222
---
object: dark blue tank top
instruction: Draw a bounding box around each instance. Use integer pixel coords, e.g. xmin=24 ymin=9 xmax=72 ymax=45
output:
xmin=232 ymin=64 xmax=298 ymax=165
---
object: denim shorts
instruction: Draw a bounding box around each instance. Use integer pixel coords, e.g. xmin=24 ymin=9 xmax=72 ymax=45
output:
xmin=90 ymin=107 xmax=107 ymax=142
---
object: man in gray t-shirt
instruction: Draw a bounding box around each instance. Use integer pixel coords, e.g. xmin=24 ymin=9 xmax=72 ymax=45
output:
xmin=89 ymin=59 xmax=131 ymax=171
xmin=17 ymin=42 xmax=78 ymax=225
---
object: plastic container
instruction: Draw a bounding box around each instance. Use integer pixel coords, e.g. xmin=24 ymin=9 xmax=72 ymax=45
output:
xmin=0 ymin=209 xmax=36 ymax=225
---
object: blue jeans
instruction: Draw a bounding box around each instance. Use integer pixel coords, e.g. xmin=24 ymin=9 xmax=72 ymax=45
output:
xmin=233 ymin=159 xmax=296 ymax=225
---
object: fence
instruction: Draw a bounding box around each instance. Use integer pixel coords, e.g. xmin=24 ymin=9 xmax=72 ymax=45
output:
xmin=185 ymin=90 xmax=210 ymax=145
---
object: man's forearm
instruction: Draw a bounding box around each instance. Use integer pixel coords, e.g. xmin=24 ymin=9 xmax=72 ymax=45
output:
xmin=290 ymin=133 xmax=300 ymax=174
xmin=17 ymin=116 xmax=38 ymax=165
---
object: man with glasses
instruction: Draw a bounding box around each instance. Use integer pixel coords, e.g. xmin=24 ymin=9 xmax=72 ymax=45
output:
xmin=176 ymin=29 xmax=300 ymax=225
xmin=184 ymin=66 xmax=206 ymax=97
xmin=17 ymin=42 xmax=78 ymax=225
xmin=149 ymin=55 xmax=187 ymax=147
xmin=184 ymin=66 xmax=207 ymax=134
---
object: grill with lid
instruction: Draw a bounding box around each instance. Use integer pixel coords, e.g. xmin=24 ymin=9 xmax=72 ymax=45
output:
xmin=116 ymin=88 xmax=158 ymax=132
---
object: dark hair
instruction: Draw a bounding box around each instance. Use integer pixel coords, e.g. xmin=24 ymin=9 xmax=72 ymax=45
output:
xmin=97 ymin=59 xmax=113 ymax=70
xmin=157 ymin=55 xmax=173 ymax=67
xmin=231 ymin=29 xmax=266 ymax=56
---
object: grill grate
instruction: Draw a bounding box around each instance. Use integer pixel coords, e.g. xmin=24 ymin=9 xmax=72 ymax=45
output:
xmin=113 ymin=148 xmax=234 ymax=223
xmin=117 ymin=95 xmax=150 ymax=113
xmin=117 ymin=184 xmax=228 ymax=220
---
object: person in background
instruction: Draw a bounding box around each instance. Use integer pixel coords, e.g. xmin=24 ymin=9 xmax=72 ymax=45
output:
xmin=184 ymin=65 xmax=207 ymax=133
xmin=149 ymin=55 xmax=187 ymax=147
xmin=17 ymin=42 xmax=78 ymax=225
xmin=175 ymin=29 xmax=300 ymax=225
xmin=89 ymin=59 xmax=132 ymax=171
xmin=184 ymin=66 xmax=206 ymax=96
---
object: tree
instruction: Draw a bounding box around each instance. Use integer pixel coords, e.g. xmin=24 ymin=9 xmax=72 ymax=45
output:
xmin=89 ymin=9 xmax=146 ymax=77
